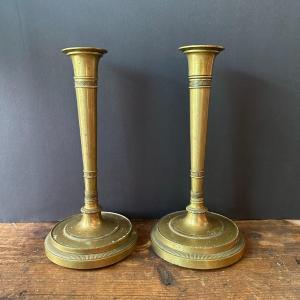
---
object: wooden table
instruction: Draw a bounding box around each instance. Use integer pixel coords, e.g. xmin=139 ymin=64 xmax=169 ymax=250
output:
xmin=0 ymin=220 xmax=299 ymax=299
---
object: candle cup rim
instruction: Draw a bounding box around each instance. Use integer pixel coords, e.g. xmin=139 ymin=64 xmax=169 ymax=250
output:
xmin=179 ymin=44 xmax=224 ymax=53
xmin=62 ymin=47 xmax=108 ymax=55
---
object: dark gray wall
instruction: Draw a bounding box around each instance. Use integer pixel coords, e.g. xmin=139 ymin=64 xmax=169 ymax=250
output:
xmin=0 ymin=0 xmax=299 ymax=221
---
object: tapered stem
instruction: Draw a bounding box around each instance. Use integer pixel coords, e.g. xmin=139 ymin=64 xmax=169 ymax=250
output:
xmin=63 ymin=47 xmax=107 ymax=223
xmin=74 ymin=60 xmax=99 ymax=214
xmin=180 ymin=45 xmax=224 ymax=218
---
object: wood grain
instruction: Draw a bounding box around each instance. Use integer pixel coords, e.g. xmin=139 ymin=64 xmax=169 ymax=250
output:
xmin=0 ymin=220 xmax=299 ymax=299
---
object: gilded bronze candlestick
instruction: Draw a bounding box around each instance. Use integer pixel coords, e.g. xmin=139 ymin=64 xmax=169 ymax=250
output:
xmin=151 ymin=45 xmax=245 ymax=269
xmin=45 ymin=47 xmax=137 ymax=269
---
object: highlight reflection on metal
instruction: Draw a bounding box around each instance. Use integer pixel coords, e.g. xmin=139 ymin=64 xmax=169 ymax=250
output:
xmin=151 ymin=45 xmax=245 ymax=269
xmin=44 ymin=47 xmax=137 ymax=269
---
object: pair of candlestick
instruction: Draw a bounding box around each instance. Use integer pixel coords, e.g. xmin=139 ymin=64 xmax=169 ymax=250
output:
xmin=44 ymin=45 xmax=245 ymax=270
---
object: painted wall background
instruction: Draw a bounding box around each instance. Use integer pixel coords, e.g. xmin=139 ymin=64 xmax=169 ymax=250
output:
xmin=0 ymin=0 xmax=299 ymax=221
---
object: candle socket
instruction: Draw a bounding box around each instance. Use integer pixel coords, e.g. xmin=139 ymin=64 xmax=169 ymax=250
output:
xmin=151 ymin=45 xmax=245 ymax=269
xmin=44 ymin=47 xmax=137 ymax=269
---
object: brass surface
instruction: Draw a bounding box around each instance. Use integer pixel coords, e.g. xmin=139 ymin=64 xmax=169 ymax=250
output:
xmin=151 ymin=45 xmax=245 ymax=269
xmin=44 ymin=47 xmax=137 ymax=269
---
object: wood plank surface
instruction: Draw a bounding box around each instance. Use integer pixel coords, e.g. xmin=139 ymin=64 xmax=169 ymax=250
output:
xmin=0 ymin=220 xmax=299 ymax=299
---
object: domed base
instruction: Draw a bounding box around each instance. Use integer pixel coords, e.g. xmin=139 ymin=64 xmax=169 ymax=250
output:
xmin=45 ymin=212 xmax=137 ymax=269
xmin=151 ymin=211 xmax=245 ymax=269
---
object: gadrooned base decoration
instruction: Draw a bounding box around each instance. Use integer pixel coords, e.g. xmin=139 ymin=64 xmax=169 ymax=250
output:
xmin=45 ymin=212 xmax=137 ymax=269
xmin=151 ymin=211 xmax=245 ymax=269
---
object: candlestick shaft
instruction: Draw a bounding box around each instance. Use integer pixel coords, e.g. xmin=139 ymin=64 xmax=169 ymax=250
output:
xmin=183 ymin=47 xmax=223 ymax=216
xmin=64 ymin=48 xmax=107 ymax=228
xmin=71 ymin=52 xmax=101 ymax=214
